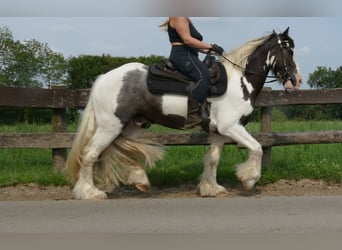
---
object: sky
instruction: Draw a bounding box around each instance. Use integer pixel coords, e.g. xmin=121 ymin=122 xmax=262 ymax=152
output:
xmin=1 ymin=1 xmax=342 ymax=89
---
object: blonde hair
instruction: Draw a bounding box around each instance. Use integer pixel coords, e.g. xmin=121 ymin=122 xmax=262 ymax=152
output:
xmin=159 ymin=18 xmax=169 ymax=31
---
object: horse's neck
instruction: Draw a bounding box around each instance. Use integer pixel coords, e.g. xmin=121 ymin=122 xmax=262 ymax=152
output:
xmin=244 ymin=46 xmax=272 ymax=99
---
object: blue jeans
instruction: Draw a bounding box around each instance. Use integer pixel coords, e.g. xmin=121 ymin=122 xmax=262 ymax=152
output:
xmin=169 ymin=46 xmax=210 ymax=103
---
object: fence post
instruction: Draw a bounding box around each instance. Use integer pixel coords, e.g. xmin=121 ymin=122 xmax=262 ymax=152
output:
xmin=51 ymin=84 xmax=67 ymax=172
xmin=260 ymin=87 xmax=272 ymax=166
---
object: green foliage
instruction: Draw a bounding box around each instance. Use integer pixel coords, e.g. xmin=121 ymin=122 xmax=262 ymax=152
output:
xmin=275 ymin=66 xmax=342 ymax=121
xmin=242 ymin=107 xmax=288 ymax=123
xmin=277 ymin=65 xmax=342 ymax=120
xmin=279 ymin=104 xmax=342 ymax=121
xmin=0 ymin=107 xmax=52 ymax=124
xmin=0 ymin=26 xmax=69 ymax=124
xmin=67 ymin=54 xmax=164 ymax=89
xmin=271 ymin=108 xmax=288 ymax=122
xmin=0 ymin=26 xmax=68 ymax=88
xmin=308 ymin=66 xmax=342 ymax=89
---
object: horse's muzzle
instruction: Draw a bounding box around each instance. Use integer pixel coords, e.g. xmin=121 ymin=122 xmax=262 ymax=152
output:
xmin=283 ymin=73 xmax=302 ymax=91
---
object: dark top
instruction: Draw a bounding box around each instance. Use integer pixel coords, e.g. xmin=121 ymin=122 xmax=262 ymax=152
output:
xmin=167 ymin=21 xmax=203 ymax=43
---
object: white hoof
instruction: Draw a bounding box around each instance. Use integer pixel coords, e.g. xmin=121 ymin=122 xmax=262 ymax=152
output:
xmin=88 ymin=190 xmax=108 ymax=200
xmin=236 ymin=164 xmax=261 ymax=192
xmin=127 ymin=168 xmax=151 ymax=192
xmin=135 ymin=183 xmax=151 ymax=192
xmin=240 ymin=177 xmax=259 ymax=192
xmin=73 ymin=183 xmax=108 ymax=200
xmin=198 ymin=181 xmax=228 ymax=197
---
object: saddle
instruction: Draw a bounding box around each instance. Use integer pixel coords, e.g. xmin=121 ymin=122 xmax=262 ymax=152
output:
xmin=147 ymin=55 xmax=227 ymax=97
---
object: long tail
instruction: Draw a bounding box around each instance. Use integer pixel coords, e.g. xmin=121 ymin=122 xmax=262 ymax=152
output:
xmin=94 ymin=134 xmax=165 ymax=189
xmin=65 ymin=98 xmax=96 ymax=184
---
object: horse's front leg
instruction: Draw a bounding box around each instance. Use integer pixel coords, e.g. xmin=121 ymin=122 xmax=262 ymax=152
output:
xmin=73 ymin=128 xmax=120 ymax=200
xmin=219 ymin=123 xmax=263 ymax=192
xmin=198 ymin=134 xmax=228 ymax=197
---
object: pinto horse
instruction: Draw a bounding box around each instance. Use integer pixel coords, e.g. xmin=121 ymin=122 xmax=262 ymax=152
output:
xmin=66 ymin=28 xmax=302 ymax=200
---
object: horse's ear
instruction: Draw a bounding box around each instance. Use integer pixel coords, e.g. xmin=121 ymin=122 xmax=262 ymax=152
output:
xmin=283 ymin=27 xmax=290 ymax=36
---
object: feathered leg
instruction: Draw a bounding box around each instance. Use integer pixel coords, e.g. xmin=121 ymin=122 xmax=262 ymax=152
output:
xmin=198 ymin=134 xmax=228 ymax=197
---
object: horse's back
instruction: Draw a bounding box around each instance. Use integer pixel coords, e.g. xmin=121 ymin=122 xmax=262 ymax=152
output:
xmin=112 ymin=62 xmax=147 ymax=74
xmin=94 ymin=62 xmax=147 ymax=85
xmin=88 ymin=62 xmax=146 ymax=118
xmin=91 ymin=62 xmax=147 ymax=96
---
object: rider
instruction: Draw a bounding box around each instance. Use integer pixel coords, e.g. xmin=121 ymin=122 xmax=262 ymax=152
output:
xmin=160 ymin=17 xmax=224 ymax=131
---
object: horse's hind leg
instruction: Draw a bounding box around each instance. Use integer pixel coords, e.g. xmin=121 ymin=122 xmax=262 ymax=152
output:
xmin=220 ymin=123 xmax=263 ymax=192
xmin=127 ymin=165 xmax=151 ymax=192
xmin=120 ymin=121 xmax=152 ymax=192
xmin=198 ymin=134 xmax=228 ymax=197
xmin=73 ymin=127 xmax=121 ymax=200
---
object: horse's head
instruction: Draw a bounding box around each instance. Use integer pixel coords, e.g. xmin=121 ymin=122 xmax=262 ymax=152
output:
xmin=270 ymin=27 xmax=302 ymax=91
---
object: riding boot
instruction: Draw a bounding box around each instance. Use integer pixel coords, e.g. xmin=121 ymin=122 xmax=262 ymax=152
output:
xmin=185 ymin=98 xmax=211 ymax=132
xmin=200 ymin=100 xmax=211 ymax=132
xmin=186 ymin=97 xmax=202 ymax=128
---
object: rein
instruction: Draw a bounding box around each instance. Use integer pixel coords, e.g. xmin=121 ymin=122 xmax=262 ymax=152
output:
xmin=220 ymin=54 xmax=278 ymax=83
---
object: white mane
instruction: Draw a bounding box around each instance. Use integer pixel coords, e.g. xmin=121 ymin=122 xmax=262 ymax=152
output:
xmin=221 ymin=34 xmax=271 ymax=69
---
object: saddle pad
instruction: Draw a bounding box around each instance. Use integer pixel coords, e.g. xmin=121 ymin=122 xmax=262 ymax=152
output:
xmin=147 ymin=61 xmax=227 ymax=97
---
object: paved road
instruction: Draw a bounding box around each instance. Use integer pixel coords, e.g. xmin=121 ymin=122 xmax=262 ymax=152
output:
xmin=1 ymin=195 xmax=341 ymax=233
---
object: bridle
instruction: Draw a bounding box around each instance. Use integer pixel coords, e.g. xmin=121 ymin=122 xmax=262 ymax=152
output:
xmin=219 ymin=34 xmax=297 ymax=86
xmin=273 ymin=34 xmax=297 ymax=87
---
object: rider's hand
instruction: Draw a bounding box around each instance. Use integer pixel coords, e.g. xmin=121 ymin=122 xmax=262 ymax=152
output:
xmin=210 ymin=44 xmax=224 ymax=55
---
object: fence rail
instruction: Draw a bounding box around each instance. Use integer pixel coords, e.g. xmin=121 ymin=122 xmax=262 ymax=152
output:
xmin=1 ymin=131 xmax=341 ymax=148
xmin=1 ymin=86 xmax=342 ymax=108
xmin=0 ymin=86 xmax=341 ymax=170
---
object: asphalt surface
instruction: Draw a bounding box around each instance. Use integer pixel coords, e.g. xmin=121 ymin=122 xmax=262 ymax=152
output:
xmin=0 ymin=195 xmax=342 ymax=233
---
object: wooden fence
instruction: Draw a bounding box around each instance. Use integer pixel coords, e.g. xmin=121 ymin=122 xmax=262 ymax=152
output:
xmin=0 ymin=86 xmax=341 ymax=170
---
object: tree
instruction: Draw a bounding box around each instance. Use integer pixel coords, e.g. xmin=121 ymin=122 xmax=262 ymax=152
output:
xmin=307 ymin=66 xmax=342 ymax=89
xmin=0 ymin=26 xmax=14 ymax=85
xmin=67 ymin=54 xmax=164 ymax=89
xmin=0 ymin=26 xmax=68 ymax=124
xmin=0 ymin=26 xmax=67 ymax=88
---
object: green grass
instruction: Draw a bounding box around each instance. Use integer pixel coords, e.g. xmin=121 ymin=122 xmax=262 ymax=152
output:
xmin=0 ymin=148 xmax=68 ymax=186
xmin=0 ymin=121 xmax=341 ymax=187
xmin=260 ymin=144 xmax=342 ymax=185
xmin=0 ymin=122 xmax=72 ymax=187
